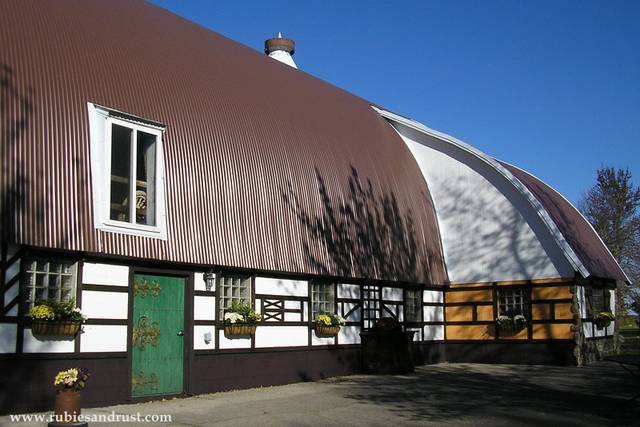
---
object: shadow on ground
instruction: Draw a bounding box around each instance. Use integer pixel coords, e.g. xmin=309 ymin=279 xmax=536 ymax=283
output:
xmin=335 ymin=362 xmax=638 ymax=426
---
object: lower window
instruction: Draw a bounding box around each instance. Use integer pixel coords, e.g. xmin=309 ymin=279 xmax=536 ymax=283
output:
xmin=404 ymin=288 xmax=422 ymax=322
xmin=498 ymin=288 xmax=528 ymax=317
xmin=22 ymin=259 xmax=77 ymax=310
xmin=586 ymin=287 xmax=611 ymax=316
xmin=217 ymin=274 xmax=251 ymax=319
xmin=310 ymin=282 xmax=335 ymax=319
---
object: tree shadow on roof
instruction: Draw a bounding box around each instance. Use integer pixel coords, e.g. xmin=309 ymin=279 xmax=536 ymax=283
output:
xmin=0 ymin=63 xmax=37 ymax=243
xmin=282 ymin=165 xmax=434 ymax=283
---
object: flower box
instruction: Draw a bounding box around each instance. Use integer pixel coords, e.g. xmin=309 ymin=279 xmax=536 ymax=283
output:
xmin=31 ymin=320 xmax=81 ymax=337
xmin=594 ymin=311 xmax=614 ymax=330
xmin=496 ymin=314 xmax=527 ymax=337
xmin=314 ymin=313 xmax=345 ymax=337
xmin=29 ymin=299 xmax=86 ymax=340
xmin=224 ymin=324 xmax=257 ymax=337
xmin=315 ymin=324 xmax=340 ymax=336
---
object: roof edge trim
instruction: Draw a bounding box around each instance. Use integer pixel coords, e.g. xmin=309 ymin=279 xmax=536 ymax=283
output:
xmin=92 ymin=103 xmax=166 ymax=130
xmin=372 ymin=105 xmax=590 ymax=278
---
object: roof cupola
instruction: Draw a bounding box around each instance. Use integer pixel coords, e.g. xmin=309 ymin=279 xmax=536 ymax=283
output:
xmin=264 ymin=32 xmax=297 ymax=69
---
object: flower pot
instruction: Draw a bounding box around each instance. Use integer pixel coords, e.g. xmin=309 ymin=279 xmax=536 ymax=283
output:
xmin=54 ymin=390 xmax=81 ymax=423
xmin=224 ymin=324 xmax=257 ymax=338
xmin=31 ymin=320 xmax=81 ymax=337
xmin=315 ymin=324 xmax=340 ymax=336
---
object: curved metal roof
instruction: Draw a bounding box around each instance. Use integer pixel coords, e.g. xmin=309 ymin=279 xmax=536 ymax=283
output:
xmin=502 ymin=164 xmax=629 ymax=283
xmin=0 ymin=0 xmax=448 ymax=284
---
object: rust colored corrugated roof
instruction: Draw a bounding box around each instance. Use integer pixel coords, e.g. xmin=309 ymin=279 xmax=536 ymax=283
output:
xmin=0 ymin=0 xmax=448 ymax=284
xmin=502 ymin=163 xmax=628 ymax=282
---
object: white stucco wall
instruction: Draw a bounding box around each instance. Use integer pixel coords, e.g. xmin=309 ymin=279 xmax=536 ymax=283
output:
xmin=80 ymin=325 xmax=127 ymax=352
xmin=0 ymin=323 xmax=17 ymax=353
xmin=23 ymin=330 xmax=75 ymax=353
xmin=82 ymin=262 xmax=129 ymax=286
xmin=255 ymin=277 xmax=308 ymax=297
xmin=194 ymin=325 xmax=215 ymax=350
xmin=255 ymin=326 xmax=308 ymax=348
xmin=82 ymin=290 xmax=128 ymax=319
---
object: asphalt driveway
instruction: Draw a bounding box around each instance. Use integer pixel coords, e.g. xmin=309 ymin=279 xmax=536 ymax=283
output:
xmin=2 ymin=362 xmax=637 ymax=426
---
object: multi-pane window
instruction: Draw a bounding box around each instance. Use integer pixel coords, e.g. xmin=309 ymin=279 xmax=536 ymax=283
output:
xmin=310 ymin=282 xmax=335 ymax=320
xmin=362 ymin=285 xmax=381 ymax=329
xmin=587 ymin=287 xmax=611 ymax=316
xmin=217 ymin=275 xmax=251 ymax=319
xmin=108 ymin=120 xmax=158 ymax=227
xmin=498 ymin=288 xmax=528 ymax=317
xmin=22 ymin=259 xmax=77 ymax=309
xmin=404 ymin=288 xmax=422 ymax=322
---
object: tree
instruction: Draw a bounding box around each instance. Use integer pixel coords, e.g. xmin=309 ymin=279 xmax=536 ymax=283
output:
xmin=578 ymin=167 xmax=640 ymax=314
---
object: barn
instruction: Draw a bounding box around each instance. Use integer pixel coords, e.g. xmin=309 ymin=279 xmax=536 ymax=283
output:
xmin=0 ymin=0 xmax=628 ymax=414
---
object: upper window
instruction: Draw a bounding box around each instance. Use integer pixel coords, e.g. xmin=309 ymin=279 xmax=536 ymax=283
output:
xmin=22 ymin=258 xmax=77 ymax=310
xmin=217 ymin=274 xmax=251 ymax=320
xmin=404 ymin=288 xmax=422 ymax=322
xmin=310 ymin=282 xmax=335 ymax=320
xmin=88 ymin=104 xmax=167 ymax=239
xmin=498 ymin=288 xmax=528 ymax=317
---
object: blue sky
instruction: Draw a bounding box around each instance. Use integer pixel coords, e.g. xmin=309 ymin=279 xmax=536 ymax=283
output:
xmin=149 ymin=0 xmax=639 ymax=204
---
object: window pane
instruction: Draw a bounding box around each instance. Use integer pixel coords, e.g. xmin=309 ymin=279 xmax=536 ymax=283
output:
xmin=110 ymin=124 xmax=132 ymax=222
xmin=136 ymin=130 xmax=156 ymax=226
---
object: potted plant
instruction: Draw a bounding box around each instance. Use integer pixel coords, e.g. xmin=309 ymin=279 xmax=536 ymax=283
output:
xmin=53 ymin=367 xmax=90 ymax=424
xmin=496 ymin=313 xmax=527 ymax=335
xmin=29 ymin=299 xmax=86 ymax=338
xmin=314 ymin=312 xmax=345 ymax=336
xmin=594 ymin=311 xmax=615 ymax=329
xmin=223 ymin=300 xmax=261 ymax=337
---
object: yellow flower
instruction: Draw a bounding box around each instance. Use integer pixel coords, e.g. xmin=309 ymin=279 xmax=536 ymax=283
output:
xmin=54 ymin=368 xmax=78 ymax=387
xmin=317 ymin=314 xmax=332 ymax=326
xmin=30 ymin=305 xmax=55 ymax=320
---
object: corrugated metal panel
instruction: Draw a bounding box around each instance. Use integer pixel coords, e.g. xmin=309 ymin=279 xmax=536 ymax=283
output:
xmin=0 ymin=0 xmax=447 ymax=285
xmin=502 ymin=163 xmax=628 ymax=282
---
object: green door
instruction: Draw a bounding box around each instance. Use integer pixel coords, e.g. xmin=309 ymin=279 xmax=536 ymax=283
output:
xmin=131 ymin=274 xmax=185 ymax=397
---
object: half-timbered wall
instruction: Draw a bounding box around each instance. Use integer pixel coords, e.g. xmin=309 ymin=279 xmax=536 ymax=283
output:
xmin=445 ymin=280 xmax=577 ymax=342
xmin=191 ymin=274 xmax=444 ymax=351
xmin=2 ymin=252 xmax=445 ymax=358
xmin=3 ymin=252 xmax=445 ymax=413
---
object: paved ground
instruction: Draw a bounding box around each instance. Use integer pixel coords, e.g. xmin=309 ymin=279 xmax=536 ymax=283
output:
xmin=1 ymin=362 xmax=638 ymax=426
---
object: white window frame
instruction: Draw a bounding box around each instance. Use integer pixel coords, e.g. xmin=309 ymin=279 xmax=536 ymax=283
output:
xmin=88 ymin=103 xmax=167 ymax=239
